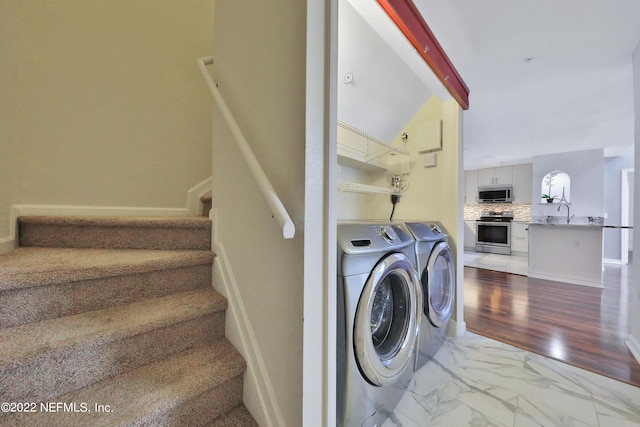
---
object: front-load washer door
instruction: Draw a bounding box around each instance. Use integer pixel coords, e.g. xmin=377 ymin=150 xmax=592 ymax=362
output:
xmin=424 ymin=241 xmax=455 ymax=328
xmin=353 ymin=252 xmax=421 ymax=387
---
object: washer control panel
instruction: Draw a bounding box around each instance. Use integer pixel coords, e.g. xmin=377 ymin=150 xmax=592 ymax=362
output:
xmin=379 ymin=226 xmax=397 ymax=244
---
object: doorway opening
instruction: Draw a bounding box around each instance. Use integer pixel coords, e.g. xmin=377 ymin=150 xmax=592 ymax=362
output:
xmin=621 ymin=168 xmax=634 ymax=265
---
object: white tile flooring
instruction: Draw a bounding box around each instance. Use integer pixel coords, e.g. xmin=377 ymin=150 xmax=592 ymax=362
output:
xmin=464 ymin=250 xmax=529 ymax=276
xmin=382 ymin=333 xmax=640 ymax=427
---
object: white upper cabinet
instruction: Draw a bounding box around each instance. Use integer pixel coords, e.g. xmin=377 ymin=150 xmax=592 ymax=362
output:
xmin=478 ymin=166 xmax=513 ymax=186
xmin=465 ymin=170 xmax=478 ymax=204
xmin=467 ymin=163 xmax=532 ymax=204
xmin=512 ymin=164 xmax=532 ymax=204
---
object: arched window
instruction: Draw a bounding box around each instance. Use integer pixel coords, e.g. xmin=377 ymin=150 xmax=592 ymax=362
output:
xmin=541 ymin=170 xmax=570 ymax=203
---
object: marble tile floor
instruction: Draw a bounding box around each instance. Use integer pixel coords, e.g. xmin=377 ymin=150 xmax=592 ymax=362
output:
xmin=382 ymin=333 xmax=640 ymax=427
xmin=464 ymin=250 xmax=529 ymax=276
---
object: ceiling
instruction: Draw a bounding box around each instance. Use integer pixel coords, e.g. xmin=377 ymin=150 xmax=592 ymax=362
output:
xmin=338 ymin=0 xmax=640 ymax=170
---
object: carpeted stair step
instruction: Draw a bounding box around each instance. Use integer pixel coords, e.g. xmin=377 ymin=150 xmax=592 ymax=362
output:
xmin=0 ymin=288 xmax=227 ymax=404
xmin=18 ymin=216 xmax=211 ymax=250
xmin=0 ymin=247 xmax=214 ymax=328
xmin=207 ymin=405 xmax=259 ymax=427
xmin=7 ymin=338 xmax=247 ymax=427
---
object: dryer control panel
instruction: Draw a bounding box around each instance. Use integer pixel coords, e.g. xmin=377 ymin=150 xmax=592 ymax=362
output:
xmin=379 ymin=226 xmax=397 ymax=244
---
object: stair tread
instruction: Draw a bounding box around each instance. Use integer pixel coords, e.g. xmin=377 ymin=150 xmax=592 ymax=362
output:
xmin=18 ymin=215 xmax=212 ymax=229
xmin=0 ymin=288 xmax=226 ymax=369
xmin=0 ymin=247 xmax=214 ymax=291
xmin=2 ymin=214 xmax=252 ymax=426
xmin=18 ymin=216 xmax=212 ymax=250
xmin=10 ymin=339 xmax=246 ymax=427
xmin=207 ymin=405 xmax=259 ymax=427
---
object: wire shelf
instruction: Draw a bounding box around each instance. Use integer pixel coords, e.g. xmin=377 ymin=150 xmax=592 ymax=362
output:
xmin=338 ymin=182 xmax=401 ymax=195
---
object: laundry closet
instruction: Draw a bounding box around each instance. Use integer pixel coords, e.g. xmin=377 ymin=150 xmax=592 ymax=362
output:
xmin=336 ymin=0 xmax=463 ymax=241
xmin=337 ymin=96 xmax=461 ymax=236
xmin=334 ymin=1 xmax=468 ymax=425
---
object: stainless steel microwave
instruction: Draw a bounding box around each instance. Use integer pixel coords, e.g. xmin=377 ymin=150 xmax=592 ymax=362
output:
xmin=478 ymin=186 xmax=513 ymax=203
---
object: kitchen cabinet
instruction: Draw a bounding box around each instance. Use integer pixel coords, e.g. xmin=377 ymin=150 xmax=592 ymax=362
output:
xmin=478 ymin=166 xmax=513 ymax=186
xmin=512 ymin=164 xmax=532 ymax=203
xmin=511 ymin=222 xmax=529 ymax=253
xmin=466 ymin=163 xmax=532 ymax=205
xmin=465 ymin=170 xmax=478 ymax=204
xmin=464 ymin=220 xmax=476 ymax=250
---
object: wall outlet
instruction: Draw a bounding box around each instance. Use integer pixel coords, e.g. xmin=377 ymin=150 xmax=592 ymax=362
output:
xmin=391 ymin=175 xmax=401 ymax=190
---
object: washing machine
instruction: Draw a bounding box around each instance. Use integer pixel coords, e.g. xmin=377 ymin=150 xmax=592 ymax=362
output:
xmin=337 ymin=221 xmax=422 ymax=427
xmin=404 ymin=222 xmax=455 ymax=371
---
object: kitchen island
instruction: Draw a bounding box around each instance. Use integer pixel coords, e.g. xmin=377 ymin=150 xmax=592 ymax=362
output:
xmin=528 ymin=216 xmax=606 ymax=288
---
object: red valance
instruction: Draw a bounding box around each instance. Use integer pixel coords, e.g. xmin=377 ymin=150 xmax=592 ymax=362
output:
xmin=378 ymin=0 xmax=470 ymax=110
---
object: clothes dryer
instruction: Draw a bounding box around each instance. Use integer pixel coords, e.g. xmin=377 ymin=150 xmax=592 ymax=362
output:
xmin=337 ymin=222 xmax=422 ymax=427
xmin=404 ymin=222 xmax=455 ymax=370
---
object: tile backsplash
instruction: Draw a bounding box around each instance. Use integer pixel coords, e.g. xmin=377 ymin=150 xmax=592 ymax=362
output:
xmin=464 ymin=203 xmax=532 ymax=222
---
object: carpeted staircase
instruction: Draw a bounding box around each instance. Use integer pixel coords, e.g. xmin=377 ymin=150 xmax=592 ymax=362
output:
xmin=0 ymin=215 xmax=257 ymax=426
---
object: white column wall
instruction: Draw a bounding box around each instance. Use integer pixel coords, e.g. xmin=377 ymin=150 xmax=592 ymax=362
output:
xmin=629 ymin=40 xmax=640 ymax=362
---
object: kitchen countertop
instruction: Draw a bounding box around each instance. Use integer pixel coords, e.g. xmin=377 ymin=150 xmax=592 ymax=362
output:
xmin=529 ymin=216 xmax=632 ymax=228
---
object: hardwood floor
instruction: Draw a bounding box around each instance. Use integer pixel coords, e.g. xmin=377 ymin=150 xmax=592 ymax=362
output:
xmin=463 ymin=264 xmax=640 ymax=387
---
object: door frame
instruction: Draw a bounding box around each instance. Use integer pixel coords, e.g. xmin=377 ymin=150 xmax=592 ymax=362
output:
xmin=621 ymin=168 xmax=634 ymax=265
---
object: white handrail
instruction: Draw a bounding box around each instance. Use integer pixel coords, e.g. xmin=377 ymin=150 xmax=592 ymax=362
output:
xmin=197 ymin=56 xmax=295 ymax=239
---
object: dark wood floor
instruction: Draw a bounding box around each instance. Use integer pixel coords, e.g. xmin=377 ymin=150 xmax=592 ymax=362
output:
xmin=464 ymin=265 xmax=640 ymax=388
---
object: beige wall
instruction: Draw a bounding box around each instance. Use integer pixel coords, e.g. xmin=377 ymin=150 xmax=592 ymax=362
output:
xmin=0 ymin=0 xmax=214 ymax=237
xmin=0 ymin=1 xmax=22 ymax=238
xmin=212 ymin=1 xmax=305 ymax=425
xmin=366 ymin=96 xmax=458 ymax=230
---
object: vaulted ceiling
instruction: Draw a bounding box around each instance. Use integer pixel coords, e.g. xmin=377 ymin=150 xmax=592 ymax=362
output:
xmin=338 ymin=0 xmax=640 ymax=170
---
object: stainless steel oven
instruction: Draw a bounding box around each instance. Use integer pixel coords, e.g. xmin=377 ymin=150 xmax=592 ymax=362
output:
xmin=475 ymin=210 xmax=513 ymax=255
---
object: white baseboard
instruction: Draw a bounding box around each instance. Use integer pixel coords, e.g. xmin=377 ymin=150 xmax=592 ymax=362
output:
xmin=0 ymin=236 xmax=15 ymax=255
xmin=12 ymin=204 xmax=191 ymax=218
xmin=627 ymin=335 xmax=640 ymax=365
xmin=527 ymin=271 xmax=604 ymax=288
xmin=187 ymin=177 xmax=213 ymax=216
xmin=212 ymin=240 xmax=285 ymax=427
xmin=0 ymin=205 xmax=20 ymax=254
xmin=447 ymin=318 xmax=467 ymax=338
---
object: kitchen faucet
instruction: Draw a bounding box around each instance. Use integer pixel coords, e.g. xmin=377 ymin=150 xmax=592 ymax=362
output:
xmin=557 ymin=202 xmax=572 ymax=223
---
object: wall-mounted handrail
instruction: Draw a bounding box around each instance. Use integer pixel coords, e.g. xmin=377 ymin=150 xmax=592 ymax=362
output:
xmin=197 ymin=56 xmax=295 ymax=239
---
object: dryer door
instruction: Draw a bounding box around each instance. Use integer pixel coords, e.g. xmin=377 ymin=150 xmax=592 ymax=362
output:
xmin=424 ymin=241 xmax=455 ymax=328
xmin=354 ymin=252 xmax=421 ymax=387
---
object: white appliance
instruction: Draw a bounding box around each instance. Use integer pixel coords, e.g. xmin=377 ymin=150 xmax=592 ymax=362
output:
xmin=404 ymin=222 xmax=455 ymax=370
xmin=337 ymin=222 xmax=422 ymax=427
